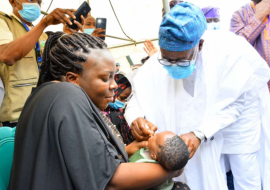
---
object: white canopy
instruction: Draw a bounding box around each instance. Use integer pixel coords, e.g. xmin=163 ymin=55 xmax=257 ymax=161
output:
xmin=0 ymin=0 xmax=250 ymax=73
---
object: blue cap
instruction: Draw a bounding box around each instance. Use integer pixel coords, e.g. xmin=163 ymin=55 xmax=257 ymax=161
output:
xmin=116 ymin=63 xmax=120 ymax=66
xmin=159 ymin=2 xmax=207 ymax=52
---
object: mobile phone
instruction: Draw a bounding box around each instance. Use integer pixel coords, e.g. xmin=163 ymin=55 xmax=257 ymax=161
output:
xmin=67 ymin=1 xmax=91 ymax=30
xmin=96 ymin=18 xmax=107 ymax=40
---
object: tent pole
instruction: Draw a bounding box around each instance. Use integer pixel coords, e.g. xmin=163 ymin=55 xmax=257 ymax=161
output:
xmin=162 ymin=0 xmax=170 ymax=14
xmin=126 ymin=56 xmax=134 ymax=66
xmin=106 ymin=35 xmax=135 ymax=42
xmin=108 ymin=38 xmax=158 ymax=49
xmin=41 ymin=10 xmax=48 ymax=15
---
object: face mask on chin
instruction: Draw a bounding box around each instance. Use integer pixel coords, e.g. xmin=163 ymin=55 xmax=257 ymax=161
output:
xmin=109 ymin=99 xmax=125 ymax=110
xmin=163 ymin=45 xmax=198 ymax=80
xmin=16 ymin=0 xmax=41 ymax=23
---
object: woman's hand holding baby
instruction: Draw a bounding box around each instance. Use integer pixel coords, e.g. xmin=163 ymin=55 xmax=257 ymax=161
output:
xmin=174 ymin=168 xmax=184 ymax=177
xmin=130 ymin=117 xmax=157 ymax=141
xmin=126 ymin=140 xmax=148 ymax=157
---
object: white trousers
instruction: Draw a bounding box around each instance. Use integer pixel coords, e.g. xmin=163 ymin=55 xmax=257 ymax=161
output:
xmin=220 ymin=153 xmax=261 ymax=190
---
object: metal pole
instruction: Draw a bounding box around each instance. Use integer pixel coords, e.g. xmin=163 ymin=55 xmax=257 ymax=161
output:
xmin=41 ymin=10 xmax=48 ymax=15
xmin=40 ymin=10 xmax=157 ymax=49
xmin=162 ymin=0 xmax=170 ymax=14
xmin=106 ymin=35 xmax=135 ymax=42
xmin=108 ymin=38 xmax=158 ymax=49
xmin=126 ymin=55 xmax=134 ymax=66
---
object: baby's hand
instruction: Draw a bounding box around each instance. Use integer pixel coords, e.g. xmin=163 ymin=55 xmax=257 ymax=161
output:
xmin=125 ymin=140 xmax=148 ymax=157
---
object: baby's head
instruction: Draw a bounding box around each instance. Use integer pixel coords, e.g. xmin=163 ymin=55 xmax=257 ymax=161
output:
xmin=148 ymin=131 xmax=189 ymax=171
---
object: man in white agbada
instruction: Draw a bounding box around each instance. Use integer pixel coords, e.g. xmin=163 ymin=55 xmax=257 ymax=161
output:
xmin=125 ymin=2 xmax=270 ymax=190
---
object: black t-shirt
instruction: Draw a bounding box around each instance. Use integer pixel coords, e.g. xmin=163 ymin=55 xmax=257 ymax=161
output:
xmin=8 ymin=82 xmax=128 ymax=190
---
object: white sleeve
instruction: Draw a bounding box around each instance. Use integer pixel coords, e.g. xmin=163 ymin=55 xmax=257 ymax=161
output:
xmin=124 ymin=90 xmax=145 ymax=126
xmin=197 ymin=92 xmax=246 ymax=139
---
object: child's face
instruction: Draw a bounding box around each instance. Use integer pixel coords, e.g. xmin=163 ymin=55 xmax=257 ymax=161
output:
xmin=148 ymin=131 xmax=176 ymax=161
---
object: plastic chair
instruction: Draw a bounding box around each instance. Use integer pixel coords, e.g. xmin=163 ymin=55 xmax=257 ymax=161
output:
xmin=0 ymin=127 xmax=16 ymax=190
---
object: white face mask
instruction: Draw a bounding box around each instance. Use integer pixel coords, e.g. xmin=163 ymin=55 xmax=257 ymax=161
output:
xmin=207 ymin=22 xmax=220 ymax=30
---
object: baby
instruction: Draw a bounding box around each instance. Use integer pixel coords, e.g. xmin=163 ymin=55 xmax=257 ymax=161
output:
xmin=129 ymin=131 xmax=190 ymax=190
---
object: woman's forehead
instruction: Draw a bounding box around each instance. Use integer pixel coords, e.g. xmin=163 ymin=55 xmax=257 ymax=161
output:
xmin=83 ymin=49 xmax=115 ymax=69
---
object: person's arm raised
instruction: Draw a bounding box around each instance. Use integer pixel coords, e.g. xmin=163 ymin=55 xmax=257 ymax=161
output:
xmin=0 ymin=8 xmax=76 ymax=66
xmin=143 ymin=39 xmax=158 ymax=57
xmin=63 ymin=15 xmax=85 ymax=34
xmin=230 ymin=1 xmax=270 ymax=46
xmin=106 ymin=163 xmax=181 ymax=190
xmin=91 ymin=28 xmax=106 ymax=38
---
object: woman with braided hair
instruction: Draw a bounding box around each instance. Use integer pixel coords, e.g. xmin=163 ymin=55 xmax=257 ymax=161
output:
xmin=8 ymin=32 xmax=183 ymax=190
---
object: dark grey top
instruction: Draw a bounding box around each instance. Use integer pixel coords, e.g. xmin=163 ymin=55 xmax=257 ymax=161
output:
xmin=8 ymin=82 xmax=128 ymax=190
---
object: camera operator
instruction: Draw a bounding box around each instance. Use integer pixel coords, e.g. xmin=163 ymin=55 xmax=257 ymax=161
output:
xmin=83 ymin=14 xmax=105 ymax=38
xmin=0 ymin=0 xmax=84 ymax=127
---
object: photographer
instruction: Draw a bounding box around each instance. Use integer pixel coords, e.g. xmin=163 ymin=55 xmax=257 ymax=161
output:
xmin=0 ymin=0 xmax=84 ymax=127
xmin=83 ymin=14 xmax=105 ymax=38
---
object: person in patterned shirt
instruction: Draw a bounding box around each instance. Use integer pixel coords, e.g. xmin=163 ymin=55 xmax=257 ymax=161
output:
xmin=102 ymin=74 xmax=134 ymax=145
xmin=230 ymin=0 xmax=270 ymax=92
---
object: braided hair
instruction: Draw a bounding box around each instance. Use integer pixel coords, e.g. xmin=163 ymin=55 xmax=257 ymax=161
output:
xmin=38 ymin=32 xmax=107 ymax=86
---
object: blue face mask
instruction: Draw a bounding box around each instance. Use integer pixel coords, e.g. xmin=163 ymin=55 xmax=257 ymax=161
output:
xmin=163 ymin=46 xmax=198 ymax=80
xmin=109 ymin=99 xmax=125 ymax=110
xmin=163 ymin=62 xmax=196 ymax=79
xmin=84 ymin=28 xmax=95 ymax=35
xmin=17 ymin=1 xmax=41 ymax=22
xmin=207 ymin=22 xmax=220 ymax=30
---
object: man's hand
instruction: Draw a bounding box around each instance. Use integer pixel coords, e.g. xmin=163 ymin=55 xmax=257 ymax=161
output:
xmin=180 ymin=132 xmax=201 ymax=159
xmin=143 ymin=40 xmax=158 ymax=57
xmin=255 ymin=0 xmax=270 ymax=22
xmin=130 ymin=117 xmax=157 ymax=141
xmin=91 ymin=28 xmax=106 ymax=38
xmin=41 ymin=8 xmax=77 ymax=27
xmin=125 ymin=140 xmax=148 ymax=157
xmin=63 ymin=15 xmax=85 ymax=34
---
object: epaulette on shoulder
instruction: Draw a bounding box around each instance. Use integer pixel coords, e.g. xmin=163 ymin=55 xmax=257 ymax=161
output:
xmin=0 ymin=11 xmax=12 ymax=20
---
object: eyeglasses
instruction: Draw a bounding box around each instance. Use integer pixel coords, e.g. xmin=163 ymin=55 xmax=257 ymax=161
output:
xmin=206 ymin=18 xmax=220 ymax=23
xmin=157 ymin=52 xmax=194 ymax=67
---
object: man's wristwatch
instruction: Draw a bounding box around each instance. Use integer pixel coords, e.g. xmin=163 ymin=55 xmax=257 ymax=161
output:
xmin=192 ymin=130 xmax=206 ymax=143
